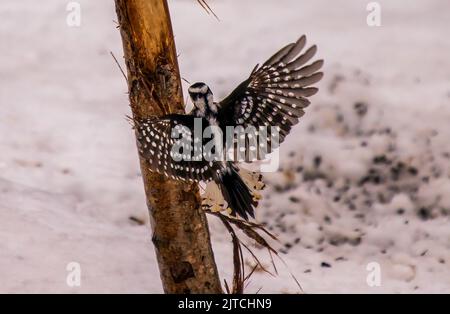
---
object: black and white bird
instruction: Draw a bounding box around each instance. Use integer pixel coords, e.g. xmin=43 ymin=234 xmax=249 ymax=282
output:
xmin=134 ymin=35 xmax=323 ymax=220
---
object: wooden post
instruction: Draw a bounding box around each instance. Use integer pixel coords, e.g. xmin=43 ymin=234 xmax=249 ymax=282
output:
xmin=114 ymin=0 xmax=222 ymax=294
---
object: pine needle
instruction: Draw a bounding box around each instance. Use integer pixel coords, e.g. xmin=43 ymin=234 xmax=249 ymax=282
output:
xmin=196 ymin=0 xmax=220 ymax=21
xmin=206 ymin=210 xmax=303 ymax=294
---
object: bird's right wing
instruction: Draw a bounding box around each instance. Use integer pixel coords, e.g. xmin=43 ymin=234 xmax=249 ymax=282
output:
xmin=134 ymin=114 xmax=223 ymax=183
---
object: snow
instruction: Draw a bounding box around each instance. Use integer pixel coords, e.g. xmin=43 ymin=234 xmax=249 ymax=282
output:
xmin=1 ymin=0 xmax=450 ymax=293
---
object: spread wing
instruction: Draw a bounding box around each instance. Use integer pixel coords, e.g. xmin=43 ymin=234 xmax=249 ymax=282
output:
xmin=217 ymin=35 xmax=323 ymax=154
xmin=134 ymin=114 xmax=222 ymax=182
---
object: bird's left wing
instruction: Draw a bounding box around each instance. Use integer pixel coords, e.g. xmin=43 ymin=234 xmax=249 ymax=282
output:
xmin=217 ymin=35 xmax=323 ymax=151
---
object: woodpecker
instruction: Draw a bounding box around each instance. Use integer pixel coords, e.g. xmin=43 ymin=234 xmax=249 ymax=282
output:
xmin=134 ymin=35 xmax=323 ymax=220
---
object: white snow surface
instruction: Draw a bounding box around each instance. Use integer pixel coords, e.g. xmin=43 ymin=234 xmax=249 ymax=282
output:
xmin=1 ymin=0 xmax=450 ymax=293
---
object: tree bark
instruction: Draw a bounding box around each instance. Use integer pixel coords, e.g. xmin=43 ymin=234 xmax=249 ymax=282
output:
xmin=114 ymin=0 xmax=222 ymax=294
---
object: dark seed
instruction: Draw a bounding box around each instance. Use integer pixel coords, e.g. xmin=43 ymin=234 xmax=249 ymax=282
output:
xmin=289 ymin=196 xmax=300 ymax=203
xmin=372 ymin=175 xmax=382 ymax=184
xmin=129 ymin=216 xmax=145 ymax=225
xmin=354 ymin=101 xmax=368 ymax=117
xmin=418 ymin=207 xmax=430 ymax=220
xmin=373 ymin=155 xmax=389 ymax=164
xmin=350 ymin=237 xmax=362 ymax=246
xmin=408 ymin=167 xmax=418 ymax=176
xmin=314 ymin=155 xmax=322 ymax=168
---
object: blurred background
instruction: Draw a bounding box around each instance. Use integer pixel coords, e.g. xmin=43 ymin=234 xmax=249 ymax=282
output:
xmin=0 ymin=0 xmax=449 ymax=293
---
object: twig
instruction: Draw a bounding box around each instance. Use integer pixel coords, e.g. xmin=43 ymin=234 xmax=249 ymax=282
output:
xmin=124 ymin=114 xmax=135 ymax=128
xmin=110 ymin=51 xmax=128 ymax=82
xmin=196 ymin=0 xmax=220 ymax=21
xmin=137 ymin=67 xmax=168 ymax=115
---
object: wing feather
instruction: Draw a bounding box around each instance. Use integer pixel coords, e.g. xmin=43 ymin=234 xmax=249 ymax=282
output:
xmin=134 ymin=115 xmax=223 ymax=182
xmin=217 ymin=35 xmax=323 ymax=160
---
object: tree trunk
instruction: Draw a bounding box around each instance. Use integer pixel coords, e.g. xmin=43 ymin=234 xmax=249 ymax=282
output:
xmin=114 ymin=0 xmax=222 ymax=294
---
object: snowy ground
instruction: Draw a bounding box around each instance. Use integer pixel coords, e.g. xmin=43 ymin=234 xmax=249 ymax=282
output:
xmin=1 ymin=0 xmax=450 ymax=293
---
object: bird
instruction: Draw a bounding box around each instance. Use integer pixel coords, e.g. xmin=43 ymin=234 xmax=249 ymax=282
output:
xmin=133 ymin=35 xmax=323 ymax=221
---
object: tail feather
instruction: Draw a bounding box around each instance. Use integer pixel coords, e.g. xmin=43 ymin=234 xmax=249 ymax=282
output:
xmin=201 ymin=165 xmax=265 ymax=220
xmin=218 ymin=166 xmax=256 ymax=220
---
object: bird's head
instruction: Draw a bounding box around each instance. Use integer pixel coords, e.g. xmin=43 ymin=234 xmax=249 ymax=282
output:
xmin=188 ymin=82 xmax=214 ymax=114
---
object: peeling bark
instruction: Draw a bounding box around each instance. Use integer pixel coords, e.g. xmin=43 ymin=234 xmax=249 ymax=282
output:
xmin=114 ymin=0 xmax=222 ymax=294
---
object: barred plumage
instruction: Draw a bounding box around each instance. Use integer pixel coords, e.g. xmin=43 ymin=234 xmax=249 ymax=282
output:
xmin=218 ymin=35 xmax=323 ymax=153
xmin=135 ymin=115 xmax=221 ymax=183
xmin=133 ymin=35 xmax=323 ymax=220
